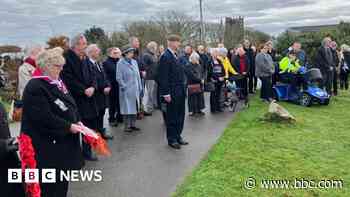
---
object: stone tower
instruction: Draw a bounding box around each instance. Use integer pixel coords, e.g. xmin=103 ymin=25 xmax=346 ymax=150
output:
xmin=224 ymin=16 xmax=244 ymax=48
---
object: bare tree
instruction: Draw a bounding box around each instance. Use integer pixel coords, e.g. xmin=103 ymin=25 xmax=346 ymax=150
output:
xmin=152 ymin=10 xmax=200 ymax=45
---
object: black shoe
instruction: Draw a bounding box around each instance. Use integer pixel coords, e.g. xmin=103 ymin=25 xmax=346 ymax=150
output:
xmin=168 ymin=143 xmax=181 ymax=149
xmin=198 ymin=111 xmax=205 ymax=116
xmin=178 ymin=139 xmax=189 ymax=146
xmin=189 ymin=113 xmax=196 ymax=117
xmin=124 ymin=128 xmax=133 ymax=133
xmin=130 ymin=127 xmax=141 ymax=131
xmin=144 ymin=112 xmax=152 ymax=116
xmin=109 ymin=121 xmax=118 ymax=127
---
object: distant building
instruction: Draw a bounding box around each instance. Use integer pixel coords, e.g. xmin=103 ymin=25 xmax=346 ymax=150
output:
xmin=224 ymin=16 xmax=244 ymax=48
xmin=287 ymin=24 xmax=338 ymax=33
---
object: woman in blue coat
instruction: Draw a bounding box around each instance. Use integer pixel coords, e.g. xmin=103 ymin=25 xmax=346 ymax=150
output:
xmin=116 ymin=45 xmax=143 ymax=132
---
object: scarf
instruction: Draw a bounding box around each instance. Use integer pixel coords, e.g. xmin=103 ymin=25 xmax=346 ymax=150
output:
xmin=24 ymin=57 xmax=37 ymax=68
xmin=32 ymin=68 xmax=68 ymax=94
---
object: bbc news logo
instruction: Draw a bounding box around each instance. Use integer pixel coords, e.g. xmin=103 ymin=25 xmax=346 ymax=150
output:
xmin=8 ymin=169 xmax=103 ymax=183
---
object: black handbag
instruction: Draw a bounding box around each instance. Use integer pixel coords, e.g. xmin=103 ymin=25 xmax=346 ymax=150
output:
xmin=204 ymin=82 xmax=215 ymax=92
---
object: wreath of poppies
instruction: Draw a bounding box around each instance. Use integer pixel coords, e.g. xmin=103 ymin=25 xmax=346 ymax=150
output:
xmin=18 ymin=133 xmax=41 ymax=197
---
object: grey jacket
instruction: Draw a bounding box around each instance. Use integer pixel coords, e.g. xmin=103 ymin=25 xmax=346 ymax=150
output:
xmin=116 ymin=57 xmax=143 ymax=115
xmin=141 ymin=49 xmax=159 ymax=80
xmin=255 ymin=53 xmax=275 ymax=77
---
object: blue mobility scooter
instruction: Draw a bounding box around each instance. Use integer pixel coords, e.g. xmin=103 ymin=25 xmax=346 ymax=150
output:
xmin=273 ymin=67 xmax=330 ymax=107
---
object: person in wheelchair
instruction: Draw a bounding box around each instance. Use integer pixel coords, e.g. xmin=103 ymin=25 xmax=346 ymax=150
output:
xmin=279 ymin=51 xmax=305 ymax=89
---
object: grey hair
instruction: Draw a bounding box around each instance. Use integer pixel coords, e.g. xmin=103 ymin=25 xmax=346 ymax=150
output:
xmin=218 ymin=47 xmax=228 ymax=56
xmin=26 ymin=45 xmax=43 ymax=57
xmin=210 ymin=48 xmax=219 ymax=56
xmin=146 ymin=41 xmax=158 ymax=53
xmin=322 ymin=37 xmax=332 ymax=47
xmin=71 ymin=34 xmax=86 ymax=48
xmin=129 ymin=36 xmax=138 ymax=44
xmin=85 ymin=44 xmax=99 ymax=57
xmin=189 ymin=52 xmax=200 ymax=63
xmin=107 ymin=47 xmax=118 ymax=55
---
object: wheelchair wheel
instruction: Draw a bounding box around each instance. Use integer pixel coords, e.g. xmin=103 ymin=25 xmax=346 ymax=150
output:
xmin=321 ymin=99 xmax=330 ymax=106
xmin=228 ymin=101 xmax=238 ymax=112
xmin=300 ymin=93 xmax=312 ymax=107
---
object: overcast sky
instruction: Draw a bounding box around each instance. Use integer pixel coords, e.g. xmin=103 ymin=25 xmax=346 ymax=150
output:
xmin=1 ymin=0 xmax=350 ymax=46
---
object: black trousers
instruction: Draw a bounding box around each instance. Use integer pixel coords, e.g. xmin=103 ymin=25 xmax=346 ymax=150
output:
xmin=41 ymin=177 xmax=69 ymax=197
xmin=210 ymin=83 xmax=223 ymax=112
xmin=108 ymin=86 xmax=123 ymax=123
xmin=260 ymin=76 xmax=273 ymax=100
xmin=321 ymin=70 xmax=334 ymax=95
xmin=340 ymin=73 xmax=349 ymax=90
xmin=164 ymin=87 xmax=186 ymax=144
xmin=97 ymin=109 xmax=105 ymax=132
xmin=333 ymin=70 xmax=338 ymax=95
xmin=248 ymin=73 xmax=257 ymax=93
xmin=81 ymin=118 xmax=98 ymax=157
xmin=236 ymin=77 xmax=248 ymax=99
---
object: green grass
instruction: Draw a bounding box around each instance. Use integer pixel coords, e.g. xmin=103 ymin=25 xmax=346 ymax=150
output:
xmin=174 ymin=91 xmax=350 ymax=197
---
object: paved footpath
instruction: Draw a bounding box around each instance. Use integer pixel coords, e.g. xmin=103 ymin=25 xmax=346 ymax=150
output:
xmin=10 ymin=95 xmax=237 ymax=197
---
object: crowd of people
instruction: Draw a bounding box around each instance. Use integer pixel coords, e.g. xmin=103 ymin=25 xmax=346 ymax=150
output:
xmin=1 ymin=32 xmax=350 ymax=197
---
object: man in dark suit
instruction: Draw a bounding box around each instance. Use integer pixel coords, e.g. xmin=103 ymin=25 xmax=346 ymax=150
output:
xmin=103 ymin=47 xmax=123 ymax=126
xmin=158 ymin=35 xmax=188 ymax=150
xmin=86 ymin=44 xmax=113 ymax=140
xmin=314 ymin=37 xmax=334 ymax=94
xmin=60 ymin=34 xmax=99 ymax=161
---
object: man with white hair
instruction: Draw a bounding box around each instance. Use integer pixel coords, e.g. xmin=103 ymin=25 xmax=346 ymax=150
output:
xmin=314 ymin=37 xmax=334 ymax=94
xmin=61 ymin=34 xmax=99 ymax=161
xmin=330 ymin=41 xmax=340 ymax=96
xmin=141 ymin=41 xmax=159 ymax=116
xmin=85 ymin=44 xmax=113 ymax=140
xmin=18 ymin=45 xmax=43 ymax=98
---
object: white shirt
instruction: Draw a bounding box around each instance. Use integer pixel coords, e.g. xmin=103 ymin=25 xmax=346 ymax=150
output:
xmin=89 ymin=58 xmax=101 ymax=72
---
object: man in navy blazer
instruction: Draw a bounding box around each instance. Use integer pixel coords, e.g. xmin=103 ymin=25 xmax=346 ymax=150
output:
xmin=158 ymin=35 xmax=189 ymax=149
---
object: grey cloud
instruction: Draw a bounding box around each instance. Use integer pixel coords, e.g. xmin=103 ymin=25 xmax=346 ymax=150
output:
xmin=0 ymin=0 xmax=349 ymax=45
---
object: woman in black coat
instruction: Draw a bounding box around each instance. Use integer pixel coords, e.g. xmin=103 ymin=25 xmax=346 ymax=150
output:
xmin=21 ymin=47 xmax=84 ymax=197
xmin=185 ymin=52 xmax=205 ymax=116
xmin=0 ymin=99 xmax=25 ymax=196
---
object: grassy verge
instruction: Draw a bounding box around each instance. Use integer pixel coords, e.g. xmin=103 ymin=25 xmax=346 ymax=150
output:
xmin=174 ymin=91 xmax=350 ymax=197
